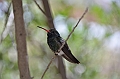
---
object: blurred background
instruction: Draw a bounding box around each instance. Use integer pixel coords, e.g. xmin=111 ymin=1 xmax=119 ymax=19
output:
xmin=0 ymin=0 xmax=120 ymax=79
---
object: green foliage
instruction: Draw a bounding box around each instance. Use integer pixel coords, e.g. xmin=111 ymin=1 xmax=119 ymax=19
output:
xmin=0 ymin=35 xmax=12 ymax=53
xmin=91 ymin=5 xmax=110 ymax=24
xmin=111 ymin=2 xmax=120 ymax=25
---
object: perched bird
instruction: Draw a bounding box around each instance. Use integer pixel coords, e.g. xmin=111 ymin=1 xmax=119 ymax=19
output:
xmin=38 ymin=26 xmax=80 ymax=64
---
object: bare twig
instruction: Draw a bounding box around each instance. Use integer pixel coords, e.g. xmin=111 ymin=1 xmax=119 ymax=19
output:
xmin=0 ymin=2 xmax=11 ymax=43
xmin=41 ymin=7 xmax=88 ymax=79
xmin=33 ymin=0 xmax=46 ymax=16
xmin=41 ymin=55 xmax=56 ymax=79
xmin=57 ymin=7 xmax=88 ymax=53
xmin=4 ymin=2 xmax=11 ymax=29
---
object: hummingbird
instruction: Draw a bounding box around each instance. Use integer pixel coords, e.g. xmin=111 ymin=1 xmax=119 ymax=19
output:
xmin=37 ymin=26 xmax=80 ymax=64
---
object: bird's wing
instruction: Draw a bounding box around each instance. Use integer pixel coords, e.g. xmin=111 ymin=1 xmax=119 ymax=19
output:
xmin=59 ymin=38 xmax=80 ymax=64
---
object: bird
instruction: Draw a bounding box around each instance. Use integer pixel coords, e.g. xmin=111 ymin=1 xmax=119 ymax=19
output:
xmin=37 ymin=26 xmax=80 ymax=64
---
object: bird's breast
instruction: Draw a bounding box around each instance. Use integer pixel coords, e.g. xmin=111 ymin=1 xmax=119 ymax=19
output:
xmin=47 ymin=37 xmax=61 ymax=52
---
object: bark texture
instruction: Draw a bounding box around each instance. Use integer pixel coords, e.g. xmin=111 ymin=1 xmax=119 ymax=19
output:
xmin=12 ymin=0 xmax=31 ymax=79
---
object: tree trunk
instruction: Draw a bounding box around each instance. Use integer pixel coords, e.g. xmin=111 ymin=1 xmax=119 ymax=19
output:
xmin=12 ymin=0 xmax=31 ymax=79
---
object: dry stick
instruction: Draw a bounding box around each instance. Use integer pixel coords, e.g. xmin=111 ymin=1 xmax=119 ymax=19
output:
xmin=0 ymin=2 xmax=11 ymax=43
xmin=40 ymin=7 xmax=88 ymax=79
xmin=41 ymin=55 xmax=56 ymax=79
xmin=58 ymin=7 xmax=88 ymax=53
xmin=33 ymin=0 xmax=46 ymax=16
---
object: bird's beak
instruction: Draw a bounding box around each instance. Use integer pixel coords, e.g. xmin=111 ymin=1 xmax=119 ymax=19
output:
xmin=37 ymin=26 xmax=50 ymax=33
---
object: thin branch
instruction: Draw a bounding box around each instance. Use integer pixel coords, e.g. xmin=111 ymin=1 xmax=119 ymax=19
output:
xmin=41 ymin=55 xmax=56 ymax=79
xmin=0 ymin=2 xmax=11 ymax=43
xmin=57 ymin=7 xmax=88 ymax=53
xmin=4 ymin=2 xmax=11 ymax=29
xmin=41 ymin=7 xmax=88 ymax=79
xmin=33 ymin=0 xmax=46 ymax=16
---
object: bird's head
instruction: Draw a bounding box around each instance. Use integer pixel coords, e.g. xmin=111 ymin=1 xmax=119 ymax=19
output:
xmin=37 ymin=26 xmax=60 ymax=37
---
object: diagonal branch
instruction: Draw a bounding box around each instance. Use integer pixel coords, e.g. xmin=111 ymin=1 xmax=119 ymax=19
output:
xmin=0 ymin=2 xmax=11 ymax=43
xmin=57 ymin=7 xmax=88 ymax=53
xmin=41 ymin=7 xmax=88 ymax=79
xmin=41 ymin=55 xmax=56 ymax=79
xmin=33 ymin=0 xmax=46 ymax=16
